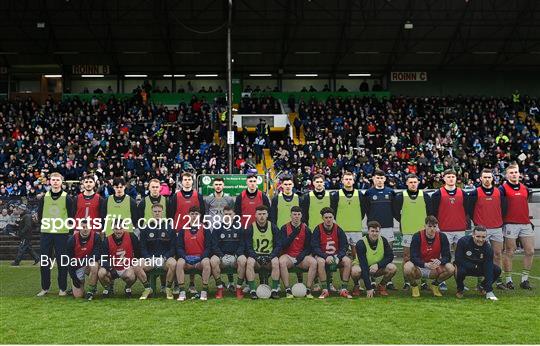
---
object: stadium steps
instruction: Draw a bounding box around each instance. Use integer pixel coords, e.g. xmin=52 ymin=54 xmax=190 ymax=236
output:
xmin=256 ymin=162 xmax=265 ymax=175
xmin=288 ymin=112 xmax=305 ymax=145
xmin=518 ymin=111 xmax=540 ymax=132
xmin=263 ymin=148 xmax=276 ymax=196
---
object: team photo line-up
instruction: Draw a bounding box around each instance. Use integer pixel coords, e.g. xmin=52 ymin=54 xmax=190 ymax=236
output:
xmin=28 ymin=161 xmax=534 ymax=301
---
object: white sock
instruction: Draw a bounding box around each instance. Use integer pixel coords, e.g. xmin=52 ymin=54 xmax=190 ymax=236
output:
xmin=505 ymin=276 xmax=513 ymax=283
xmin=521 ymin=274 xmax=529 ymax=282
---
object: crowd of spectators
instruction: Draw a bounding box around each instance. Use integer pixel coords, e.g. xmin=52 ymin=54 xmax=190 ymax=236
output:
xmin=243 ymin=85 xmax=280 ymax=93
xmin=300 ymin=80 xmax=384 ymax=93
xmin=272 ymin=95 xmax=539 ymax=192
xmin=0 ymin=93 xmax=251 ymax=201
xmin=239 ymin=95 xmax=282 ymax=114
xmin=1 ymin=92 xmax=538 ymax=203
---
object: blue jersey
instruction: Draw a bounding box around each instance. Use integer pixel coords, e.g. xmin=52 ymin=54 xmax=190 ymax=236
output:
xmin=364 ymin=187 xmax=395 ymax=228
xmin=212 ymin=225 xmax=245 ymax=257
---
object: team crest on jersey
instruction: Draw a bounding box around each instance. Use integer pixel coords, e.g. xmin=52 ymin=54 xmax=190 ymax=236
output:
xmin=149 ymin=233 xmax=154 ymax=238
xmin=161 ymin=232 xmax=166 ymax=238
xmin=221 ymin=233 xmax=226 ymax=239
xmin=449 ymin=197 xmax=456 ymax=204
xmin=373 ymin=195 xmax=378 ymax=200
xmin=385 ymin=195 xmax=389 ymax=199
xmin=466 ymin=251 xmax=472 ymax=256
xmin=50 ymin=206 xmax=60 ymax=216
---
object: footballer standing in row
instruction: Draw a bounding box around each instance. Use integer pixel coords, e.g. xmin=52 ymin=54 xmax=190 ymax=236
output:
xmin=235 ymin=174 xmax=271 ymax=227
xmin=37 ymin=172 xmax=76 ymax=297
xmin=501 ymin=163 xmax=534 ymax=290
xmin=101 ymin=177 xmax=138 ymax=236
xmin=469 ymin=168 xmax=507 ymax=289
xmin=393 ymin=174 xmax=430 ymax=289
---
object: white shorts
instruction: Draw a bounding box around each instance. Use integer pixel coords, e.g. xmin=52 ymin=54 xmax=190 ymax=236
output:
xmin=419 ymin=267 xmax=431 ymax=279
xmin=145 ymin=256 xmax=165 ymax=269
xmin=442 ymin=231 xmax=465 ymax=245
xmin=486 ymin=228 xmax=504 ymax=243
xmin=380 ymin=228 xmax=395 ymax=242
xmin=345 ymin=232 xmax=363 ymax=246
xmin=116 ymin=269 xmax=127 ymax=277
xmin=401 ymin=234 xmax=413 ymax=247
xmin=283 ymin=254 xmax=299 ymax=265
xmin=503 ymin=224 xmax=534 ymax=239
xmin=75 ymin=267 xmax=87 ymax=281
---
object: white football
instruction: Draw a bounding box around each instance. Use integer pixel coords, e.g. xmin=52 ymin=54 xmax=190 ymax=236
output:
xmin=291 ymin=283 xmax=307 ymax=297
xmin=221 ymin=254 xmax=236 ymax=267
xmin=256 ymin=284 xmax=272 ymax=299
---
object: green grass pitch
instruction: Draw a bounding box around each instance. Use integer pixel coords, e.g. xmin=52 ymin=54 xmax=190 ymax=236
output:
xmin=1 ymin=258 xmax=539 ymax=344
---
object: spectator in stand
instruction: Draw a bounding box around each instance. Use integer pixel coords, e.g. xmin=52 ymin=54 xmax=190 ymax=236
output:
xmin=359 ymin=80 xmax=369 ymax=92
xmin=1 ymin=93 xmax=538 ymax=195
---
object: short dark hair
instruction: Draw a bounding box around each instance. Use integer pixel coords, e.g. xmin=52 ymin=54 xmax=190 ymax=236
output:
xmin=255 ymin=205 xmax=269 ymax=212
xmin=443 ymin=169 xmax=456 ymax=176
xmin=188 ymin=206 xmax=201 ymax=214
xmin=374 ymin=169 xmax=385 ymax=177
xmin=425 ymin=215 xmax=438 ymax=225
xmin=473 ymin=225 xmax=487 ymax=233
xmin=181 ymin=172 xmax=193 ymax=179
xmin=223 ymin=205 xmax=234 ymax=212
xmin=246 ymin=173 xmax=257 ymax=181
xmin=82 ymin=174 xmax=95 ymax=182
xmin=290 ymin=206 xmax=302 ymax=214
xmin=151 ymin=203 xmax=164 ymax=211
xmin=481 ymin=168 xmax=493 ymax=175
xmin=281 ymin=175 xmax=293 ymax=183
xmin=367 ymin=220 xmax=381 ymax=229
xmin=112 ymin=177 xmax=126 ymax=186
xmin=213 ymin=177 xmax=224 ymax=183
xmin=320 ymin=207 xmax=335 ymax=217
xmin=405 ymin=174 xmax=418 ymax=181
xmin=313 ymin=174 xmax=325 ymax=182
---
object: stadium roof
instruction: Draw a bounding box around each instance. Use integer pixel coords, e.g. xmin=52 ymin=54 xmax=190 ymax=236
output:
xmin=1 ymin=0 xmax=539 ymax=75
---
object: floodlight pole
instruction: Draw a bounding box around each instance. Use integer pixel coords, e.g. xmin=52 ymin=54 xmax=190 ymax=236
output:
xmin=227 ymin=0 xmax=234 ymax=174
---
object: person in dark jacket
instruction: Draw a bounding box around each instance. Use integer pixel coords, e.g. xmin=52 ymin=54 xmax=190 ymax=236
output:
xmin=245 ymin=205 xmax=281 ymax=299
xmin=98 ymin=221 xmax=145 ymax=298
xmin=138 ymin=203 xmax=177 ymax=300
xmin=454 ymin=225 xmax=501 ymax=300
xmin=175 ymin=206 xmax=212 ymax=301
xmin=66 ymin=218 xmax=101 ymax=300
xmin=210 ymin=206 xmax=247 ymax=299
xmin=11 ymin=204 xmax=39 ymax=266
xmin=352 ymin=221 xmax=396 ymax=297
xmin=403 ymin=215 xmax=454 ymax=298
xmin=312 ymin=207 xmax=352 ymax=299
xmin=278 ymin=206 xmax=316 ymax=299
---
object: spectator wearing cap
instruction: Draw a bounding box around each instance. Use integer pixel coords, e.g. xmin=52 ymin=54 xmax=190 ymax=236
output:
xmin=0 ymin=208 xmax=10 ymax=234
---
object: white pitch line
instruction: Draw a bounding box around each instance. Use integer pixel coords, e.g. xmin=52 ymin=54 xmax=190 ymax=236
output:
xmin=512 ymin=272 xmax=540 ymax=281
